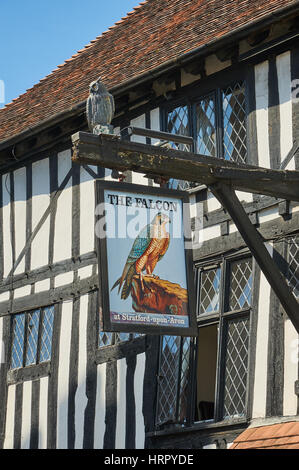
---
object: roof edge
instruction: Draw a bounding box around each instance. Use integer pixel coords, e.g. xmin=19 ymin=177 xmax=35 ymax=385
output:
xmin=1 ymin=0 xmax=299 ymax=152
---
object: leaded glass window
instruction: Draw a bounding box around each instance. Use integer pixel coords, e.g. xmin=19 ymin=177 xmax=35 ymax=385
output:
xmin=222 ymin=316 xmax=250 ymax=419
xmin=11 ymin=314 xmax=25 ymax=370
xmin=166 ymin=104 xmax=194 ymax=191
xmin=228 ymin=258 xmax=253 ymax=311
xmin=156 ymin=255 xmax=253 ymax=427
xmin=25 ymin=310 xmax=40 ymax=366
xmin=222 ymin=82 xmax=247 ymax=163
xmin=156 ymin=335 xmax=191 ymax=425
xmin=40 ymin=306 xmax=55 ymax=363
xmin=287 ymin=235 xmax=299 ymax=298
xmin=98 ymin=331 xmax=141 ymax=348
xmin=10 ymin=306 xmax=55 ymax=370
xmin=198 ymin=267 xmax=221 ymax=315
xmin=167 ymin=105 xmax=190 ymax=145
xmin=164 ymin=80 xmax=247 ymax=178
xmin=196 ymin=95 xmax=216 ymax=157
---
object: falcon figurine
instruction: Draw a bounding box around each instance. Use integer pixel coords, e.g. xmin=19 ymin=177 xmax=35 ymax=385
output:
xmin=111 ymin=213 xmax=171 ymax=300
xmin=86 ymin=76 xmax=115 ymax=135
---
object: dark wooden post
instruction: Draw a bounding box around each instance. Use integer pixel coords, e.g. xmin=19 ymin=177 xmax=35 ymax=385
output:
xmin=210 ymin=183 xmax=299 ymax=334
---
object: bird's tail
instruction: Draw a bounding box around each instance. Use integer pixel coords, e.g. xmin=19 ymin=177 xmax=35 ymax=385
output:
xmin=111 ymin=277 xmax=121 ymax=292
xmin=121 ymin=264 xmax=135 ymax=300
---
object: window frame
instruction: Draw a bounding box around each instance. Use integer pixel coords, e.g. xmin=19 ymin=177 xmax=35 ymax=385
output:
xmin=196 ymin=252 xmax=253 ymax=423
xmin=286 ymin=232 xmax=299 ymax=298
xmin=9 ymin=305 xmax=55 ymax=371
xmin=162 ymin=78 xmax=248 ymax=160
xmin=160 ymin=64 xmax=250 ymax=197
xmin=156 ymin=251 xmax=255 ymax=429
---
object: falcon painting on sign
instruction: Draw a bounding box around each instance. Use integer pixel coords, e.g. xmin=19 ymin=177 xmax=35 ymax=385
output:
xmin=96 ymin=181 xmax=197 ymax=337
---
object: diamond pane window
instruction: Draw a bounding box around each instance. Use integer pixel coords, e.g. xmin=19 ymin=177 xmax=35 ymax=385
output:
xmin=167 ymin=105 xmax=190 ymax=146
xmin=40 ymin=306 xmax=55 ymax=363
xmin=178 ymin=337 xmax=191 ymax=422
xmin=199 ymin=268 xmax=221 ymax=314
xmin=222 ymin=82 xmax=247 ymax=163
xmin=222 ymin=316 xmax=250 ymax=419
xmin=228 ymin=259 xmax=252 ymax=311
xmin=156 ymin=335 xmax=188 ymax=425
xmin=167 ymin=105 xmax=195 ymax=191
xmin=115 ymin=332 xmax=131 ymax=343
xmin=10 ymin=306 xmax=55 ymax=370
xmin=11 ymin=314 xmax=25 ymax=369
xmin=156 ymin=256 xmax=253 ymax=428
xmin=287 ymin=236 xmax=299 ymax=298
xmin=196 ymin=96 xmax=216 ymax=157
xmin=25 ymin=310 xmax=40 ymax=366
xmin=98 ymin=331 xmax=142 ymax=348
xmin=163 ymin=79 xmax=248 ymax=174
xmin=99 ymin=331 xmax=114 ymax=347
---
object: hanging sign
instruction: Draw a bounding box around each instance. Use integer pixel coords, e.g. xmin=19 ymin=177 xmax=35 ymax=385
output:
xmin=96 ymin=181 xmax=197 ymax=336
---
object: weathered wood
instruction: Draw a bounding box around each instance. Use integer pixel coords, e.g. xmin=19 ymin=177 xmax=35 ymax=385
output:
xmin=71 ymin=131 xmax=299 ymax=333
xmin=71 ymin=132 xmax=299 ymax=202
xmin=127 ymin=126 xmax=194 ymax=145
xmin=210 ymin=183 xmax=299 ymax=334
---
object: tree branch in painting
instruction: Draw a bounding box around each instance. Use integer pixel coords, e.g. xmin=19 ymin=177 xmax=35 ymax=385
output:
xmin=131 ymin=275 xmax=188 ymax=316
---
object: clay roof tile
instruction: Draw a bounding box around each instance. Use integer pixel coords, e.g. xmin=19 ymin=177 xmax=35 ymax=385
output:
xmin=230 ymin=421 xmax=299 ymax=450
xmin=0 ymin=0 xmax=298 ymax=144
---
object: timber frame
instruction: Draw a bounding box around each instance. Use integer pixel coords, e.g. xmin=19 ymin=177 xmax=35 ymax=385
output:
xmin=71 ymin=131 xmax=299 ymax=334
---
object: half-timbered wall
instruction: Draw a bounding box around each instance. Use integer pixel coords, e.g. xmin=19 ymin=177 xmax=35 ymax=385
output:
xmin=0 ymin=41 xmax=299 ymax=449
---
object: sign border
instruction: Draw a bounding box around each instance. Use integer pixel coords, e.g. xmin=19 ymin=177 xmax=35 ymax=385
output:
xmin=96 ymin=180 xmax=198 ymax=337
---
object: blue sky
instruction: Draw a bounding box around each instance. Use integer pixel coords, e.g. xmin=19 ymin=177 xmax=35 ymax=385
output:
xmin=0 ymin=0 xmax=141 ymax=106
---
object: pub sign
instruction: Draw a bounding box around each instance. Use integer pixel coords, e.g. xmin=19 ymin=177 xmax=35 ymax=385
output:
xmin=96 ymin=181 xmax=197 ymax=336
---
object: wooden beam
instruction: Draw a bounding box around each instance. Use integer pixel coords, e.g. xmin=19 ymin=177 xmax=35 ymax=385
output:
xmin=210 ymin=183 xmax=299 ymax=334
xmin=127 ymin=126 xmax=194 ymax=145
xmin=71 ymin=131 xmax=299 ymax=333
xmin=71 ymin=132 xmax=299 ymax=202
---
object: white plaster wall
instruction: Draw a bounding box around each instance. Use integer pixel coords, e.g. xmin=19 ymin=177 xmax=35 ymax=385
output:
xmin=283 ymin=318 xmax=299 ymax=416
xmin=31 ymin=158 xmax=50 ymax=270
xmin=3 ymin=384 xmax=16 ymax=449
xmin=258 ymin=206 xmax=279 ymax=225
xmin=38 ymin=376 xmax=49 ymax=449
xmin=0 ymin=291 xmax=9 ymax=303
xmin=80 ymin=166 xmax=95 ymax=255
xmin=115 ymin=358 xmax=127 ymax=449
xmin=0 ymin=316 xmax=4 ymax=366
xmin=135 ymin=353 xmax=145 ymax=449
xmin=255 ymin=61 xmax=271 ymax=169
xmin=200 ymin=224 xmax=221 ymax=243
xmin=13 ymin=167 xmax=27 ymax=275
xmin=74 ymin=294 xmax=89 ymax=449
xmin=2 ymin=174 xmax=13 ymax=278
xmin=21 ymin=380 xmax=32 ymax=449
xmin=236 ymin=191 xmax=253 ymax=204
xmin=56 ymin=301 xmax=73 ymax=449
xmin=150 ymin=108 xmax=160 ymax=143
xmin=54 ymin=271 xmax=73 ymax=288
xmin=130 ymin=114 xmax=147 ymax=185
xmin=276 ymin=51 xmax=294 ymax=170
xmin=207 ymin=191 xmax=222 ymax=212
xmin=53 ymin=150 xmax=72 ymax=263
xmin=35 ymin=278 xmax=51 ymax=294
xmin=94 ymin=362 xmax=107 ymax=449
xmin=252 ymin=244 xmax=272 ymax=418
xmin=13 ymin=285 xmax=31 ymax=299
